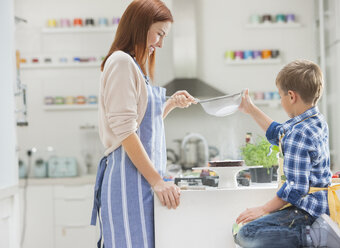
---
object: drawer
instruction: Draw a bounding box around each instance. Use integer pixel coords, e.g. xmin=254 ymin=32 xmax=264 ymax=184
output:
xmin=55 ymin=198 xmax=93 ymax=226
xmin=55 ymin=225 xmax=97 ymax=248
xmin=54 ymin=185 xmax=93 ymax=199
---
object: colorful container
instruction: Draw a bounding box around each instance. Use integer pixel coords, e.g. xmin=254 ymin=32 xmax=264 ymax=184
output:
xmin=276 ymin=14 xmax=286 ymax=23
xmin=286 ymin=14 xmax=295 ymax=23
xmin=261 ymin=50 xmax=271 ymax=59
xmin=253 ymin=50 xmax=262 ymax=60
xmin=224 ymin=50 xmax=235 ymax=60
xmin=47 ymin=19 xmax=57 ymax=28
xmin=243 ymin=50 xmax=253 ymax=60
xmin=73 ymin=18 xmax=83 ymax=27
xmin=234 ymin=51 xmax=244 ymax=60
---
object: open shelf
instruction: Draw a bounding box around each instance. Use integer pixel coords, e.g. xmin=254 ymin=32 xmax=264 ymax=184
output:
xmin=253 ymin=100 xmax=281 ymax=107
xmin=43 ymin=105 xmax=98 ymax=111
xmin=41 ymin=26 xmax=116 ymax=34
xmin=245 ymin=22 xmax=302 ymax=29
xmin=225 ymin=58 xmax=281 ymax=65
xmin=21 ymin=63 xmax=101 ymax=69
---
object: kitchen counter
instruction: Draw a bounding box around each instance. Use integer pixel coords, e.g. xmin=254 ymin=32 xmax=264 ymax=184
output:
xmin=19 ymin=175 xmax=96 ymax=186
xmin=154 ymin=183 xmax=278 ymax=248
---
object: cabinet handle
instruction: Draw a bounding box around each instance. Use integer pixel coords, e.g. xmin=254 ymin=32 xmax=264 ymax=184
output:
xmin=63 ymin=224 xmax=89 ymax=228
xmin=63 ymin=197 xmax=88 ymax=201
xmin=1 ymin=215 xmax=10 ymax=220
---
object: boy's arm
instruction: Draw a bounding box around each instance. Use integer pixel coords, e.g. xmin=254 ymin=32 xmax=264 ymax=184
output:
xmin=239 ymin=89 xmax=274 ymax=132
xmin=236 ymin=196 xmax=287 ymax=224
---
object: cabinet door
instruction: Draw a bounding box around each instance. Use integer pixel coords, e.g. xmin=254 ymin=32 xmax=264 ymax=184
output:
xmin=0 ymin=198 xmax=11 ymax=248
xmin=55 ymin=225 xmax=97 ymax=248
xmin=54 ymin=185 xmax=98 ymax=248
xmin=19 ymin=185 xmax=54 ymax=248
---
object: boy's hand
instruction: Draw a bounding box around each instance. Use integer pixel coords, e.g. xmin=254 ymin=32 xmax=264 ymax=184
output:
xmin=236 ymin=206 xmax=268 ymax=224
xmin=238 ymin=88 xmax=255 ymax=114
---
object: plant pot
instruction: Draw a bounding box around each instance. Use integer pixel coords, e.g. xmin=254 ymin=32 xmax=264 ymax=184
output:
xmin=249 ymin=168 xmax=257 ymax=183
xmin=272 ymin=165 xmax=278 ymax=182
xmin=249 ymin=167 xmax=273 ymax=183
xmin=256 ymin=167 xmax=273 ymax=183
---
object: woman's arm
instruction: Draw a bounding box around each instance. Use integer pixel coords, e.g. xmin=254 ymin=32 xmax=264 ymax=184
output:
xmin=122 ymin=133 xmax=180 ymax=209
xmin=163 ymin=90 xmax=196 ymax=119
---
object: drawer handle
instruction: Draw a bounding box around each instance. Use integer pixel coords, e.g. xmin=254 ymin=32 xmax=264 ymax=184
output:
xmin=1 ymin=215 xmax=10 ymax=221
xmin=63 ymin=197 xmax=88 ymax=201
xmin=64 ymin=224 xmax=89 ymax=228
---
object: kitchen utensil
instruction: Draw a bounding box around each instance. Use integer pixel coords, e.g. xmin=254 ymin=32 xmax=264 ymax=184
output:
xmin=73 ymin=18 xmax=83 ymax=27
xmin=261 ymin=50 xmax=271 ymax=59
xmin=276 ymin=14 xmax=285 ymax=23
xmin=47 ymin=19 xmax=57 ymax=27
xmin=47 ymin=157 xmax=78 ymax=177
xmin=271 ymin=49 xmax=280 ymax=58
xmin=85 ymin=18 xmax=95 ymax=26
xmin=196 ymin=91 xmax=243 ymax=117
xmin=234 ymin=51 xmax=243 ymax=60
xmin=243 ymin=50 xmax=253 ymax=60
xmin=253 ymin=50 xmax=262 ymax=59
xmin=262 ymin=14 xmax=272 ymax=23
xmin=33 ymin=158 xmax=47 ymax=178
xmin=250 ymin=14 xmax=261 ymax=24
xmin=286 ymin=14 xmax=295 ymax=23
xmin=224 ymin=50 xmax=235 ymax=60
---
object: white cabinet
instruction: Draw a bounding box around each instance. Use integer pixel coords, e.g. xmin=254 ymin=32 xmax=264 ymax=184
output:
xmin=54 ymin=185 xmax=97 ymax=248
xmin=19 ymin=182 xmax=98 ymax=248
xmin=19 ymin=185 xmax=54 ymax=248
xmin=0 ymin=198 xmax=11 ymax=248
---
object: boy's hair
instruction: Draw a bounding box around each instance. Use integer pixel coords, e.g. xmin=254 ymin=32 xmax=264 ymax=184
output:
xmin=275 ymin=59 xmax=323 ymax=105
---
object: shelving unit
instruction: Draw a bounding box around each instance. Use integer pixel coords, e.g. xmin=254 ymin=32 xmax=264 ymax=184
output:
xmin=225 ymin=58 xmax=281 ymax=65
xmin=43 ymin=105 xmax=98 ymax=111
xmin=41 ymin=26 xmax=116 ymax=34
xmin=21 ymin=63 xmax=101 ymax=69
xmin=245 ymin=22 xmax=302 ymax=29
xmin=253 ymin=100 xmax=281 ymax=107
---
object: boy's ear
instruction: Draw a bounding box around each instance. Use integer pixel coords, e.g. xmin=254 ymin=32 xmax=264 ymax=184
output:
xmin=287 ymin=90 xmax=297 ymax=103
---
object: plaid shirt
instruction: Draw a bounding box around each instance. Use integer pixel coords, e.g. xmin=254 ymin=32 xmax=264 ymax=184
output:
xmin=266 ymin=106 xmax=332 ymax=218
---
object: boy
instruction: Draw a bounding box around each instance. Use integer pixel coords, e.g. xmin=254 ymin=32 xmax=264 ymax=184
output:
xmin=234 ymin=60 xmax=340 ymax=248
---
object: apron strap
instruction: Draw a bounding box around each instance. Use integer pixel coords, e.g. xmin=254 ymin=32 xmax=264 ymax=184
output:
xmin=90 ymin=156 xmax=108 ymax=248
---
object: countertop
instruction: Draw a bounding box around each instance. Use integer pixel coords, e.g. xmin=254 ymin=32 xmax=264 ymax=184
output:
xmin=19 ymin=174 xmax=96 ymax=186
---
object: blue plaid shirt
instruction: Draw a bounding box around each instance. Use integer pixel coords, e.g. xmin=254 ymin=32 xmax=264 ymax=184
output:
xmin=266 ymin=106 xmax=332 ymax=218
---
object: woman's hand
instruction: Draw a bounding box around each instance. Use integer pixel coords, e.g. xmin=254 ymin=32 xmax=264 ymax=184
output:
xmin=168 ymin=90 xmax=197 ymax=109
xmin=236 ymin=206 xmax=268 ymax=224
xmin=152 ymin=180 xmax=181 ymax=209
xmin=238 ymin=88 xmax=255 ymax=114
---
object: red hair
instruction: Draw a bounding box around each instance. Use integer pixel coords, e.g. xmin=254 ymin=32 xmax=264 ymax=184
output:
xmin=101 ymin=0 xmax=173 ymax=81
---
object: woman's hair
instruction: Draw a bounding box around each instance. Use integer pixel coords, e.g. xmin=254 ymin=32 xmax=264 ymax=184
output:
xmin=101 ymin=0 xmax=173 ymax=81
xmin=276 ymin=59 xmax=324 ymax=105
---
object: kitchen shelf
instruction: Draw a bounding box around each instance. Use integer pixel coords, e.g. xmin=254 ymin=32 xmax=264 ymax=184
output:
xmin=21 ymin=63 xmax=101 ymax=69
xmin=43 ymin=105 xmax=98 ymax=111
xmin=253 ymin=100 xmax=281 ymax=107
xmin=225 ymin=58 xmax=281 ymax=65
xmin=245 ymin=22 xmax=302 ymax=29
xmin=41 ymin=26 xmax=116 ymax=34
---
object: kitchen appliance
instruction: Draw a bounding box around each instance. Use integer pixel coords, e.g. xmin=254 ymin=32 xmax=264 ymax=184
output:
xmin=19 ymin=159 xmax=27 ymax=178
xmin=180 ymin=133 xmax=209 ymax=169
xmin=196 ymin=91 xmax=243 ymax=117
xmin=33 ymin=158 xmax=47 ymax=178
xmin=47 ymin=157 xmax=78 ymax=177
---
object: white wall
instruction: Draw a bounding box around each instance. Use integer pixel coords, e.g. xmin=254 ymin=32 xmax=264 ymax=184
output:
xmin=323 ymin=0 xmax=340 ymax=171
xmin=0 ymin=0 xmax=18 ymax=188
xmin=15 ymin=0 xmax=318 ymax=168
xmin=165 ymin=0 xmax=317 ymax=157
xmin=14 ymin=0 xmax=174 ymax=175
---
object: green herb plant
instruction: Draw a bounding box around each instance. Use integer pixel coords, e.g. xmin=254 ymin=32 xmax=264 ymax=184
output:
xmin=240 ymin=136 xmax=279 ymax=171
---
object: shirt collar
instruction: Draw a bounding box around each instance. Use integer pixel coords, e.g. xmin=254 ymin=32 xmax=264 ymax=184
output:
xmin=282 ymin=106 xmax=319 ymax=132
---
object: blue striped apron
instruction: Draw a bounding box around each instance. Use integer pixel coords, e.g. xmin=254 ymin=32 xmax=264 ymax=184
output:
xmin=91 ymin=59 xmax=167 ymax=248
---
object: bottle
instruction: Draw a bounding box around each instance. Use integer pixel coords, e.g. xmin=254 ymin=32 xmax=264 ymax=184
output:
xmin=245 ymin=132 xmax=253 ymax=144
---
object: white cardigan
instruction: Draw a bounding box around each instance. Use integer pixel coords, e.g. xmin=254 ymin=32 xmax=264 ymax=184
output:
xmin=98 ymin=51 xmax=148 ymax=155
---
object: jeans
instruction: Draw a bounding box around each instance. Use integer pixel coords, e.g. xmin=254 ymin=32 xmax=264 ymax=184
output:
xmin=234 ymin=206 xmax=316 ymax=248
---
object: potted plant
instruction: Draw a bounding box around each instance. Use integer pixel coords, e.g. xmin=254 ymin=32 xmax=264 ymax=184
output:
xmin=240 ymin=136 xmax=279 ymax=183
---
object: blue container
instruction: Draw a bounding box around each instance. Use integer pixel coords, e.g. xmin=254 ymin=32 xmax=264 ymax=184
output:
xmin=243 ymin=50 xmax=254 ymax=60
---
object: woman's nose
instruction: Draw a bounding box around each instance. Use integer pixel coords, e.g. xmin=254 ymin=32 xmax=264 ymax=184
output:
xmin=156 ymin=38 xmax=164 ymax=48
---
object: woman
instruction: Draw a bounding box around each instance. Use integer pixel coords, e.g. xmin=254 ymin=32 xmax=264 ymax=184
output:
xmin=90 ymin=0 xmax=196 ymax=247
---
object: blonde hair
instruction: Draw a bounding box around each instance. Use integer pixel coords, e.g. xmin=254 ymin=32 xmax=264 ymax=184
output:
xmin=275 ymin=59 xmax=324 ymax=105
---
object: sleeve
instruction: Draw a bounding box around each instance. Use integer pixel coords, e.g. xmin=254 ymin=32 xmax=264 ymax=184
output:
xmin=103 ymin=56 xmax=139 ymax=142
xmin=265 ymin=121 xmax=282 ymax=146
xmin=276 ymin=131 xmax=315 ymax=205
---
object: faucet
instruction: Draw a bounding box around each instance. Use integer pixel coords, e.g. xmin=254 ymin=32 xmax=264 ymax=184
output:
xmin=181 ymin=133 xmax=209 ymax=168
